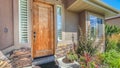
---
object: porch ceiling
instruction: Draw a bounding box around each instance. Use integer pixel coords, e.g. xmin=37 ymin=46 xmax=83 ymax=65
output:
xmin=67 ymin=0 xmax=119 ymax=18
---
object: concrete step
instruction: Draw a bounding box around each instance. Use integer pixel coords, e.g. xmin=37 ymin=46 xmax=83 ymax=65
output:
xmin=32 ymin=55 xmax=55 ymax=65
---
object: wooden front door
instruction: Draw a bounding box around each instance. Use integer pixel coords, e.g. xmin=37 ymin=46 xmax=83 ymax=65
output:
xmin=32 ymin=1 xmax=54 ymax=58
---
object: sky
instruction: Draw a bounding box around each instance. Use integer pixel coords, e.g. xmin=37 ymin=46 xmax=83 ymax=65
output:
xmin=102 ymin=0 xmax=120 ymax=10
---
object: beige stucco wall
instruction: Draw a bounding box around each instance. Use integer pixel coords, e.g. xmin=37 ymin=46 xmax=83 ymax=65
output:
xmin=106 ymin=17 xmax=120 ymax=27
xmin=2 ymin=0 xmax=31 ymax=53
xmin=64 ymin=10 xmax=79 ymax=42
xmin=0 ymin=0 xmax=14 ymax=50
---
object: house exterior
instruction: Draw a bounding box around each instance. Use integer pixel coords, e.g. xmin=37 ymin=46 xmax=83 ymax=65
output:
xmin=0 ymin=0 xmax=119 ymax=61
xmin=106 ymin=14 xmax=120 ymax=26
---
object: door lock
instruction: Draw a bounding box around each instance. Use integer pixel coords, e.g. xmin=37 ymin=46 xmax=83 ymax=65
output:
xmin=33 ymin=32 xmax=36 ymax=41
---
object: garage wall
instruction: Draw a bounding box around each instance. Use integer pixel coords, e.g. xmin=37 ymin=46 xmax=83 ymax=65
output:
xmin=0 ymin=0 xmax=14 ymax=50
xmin=106 ymin=17 xmax=120 ymax=27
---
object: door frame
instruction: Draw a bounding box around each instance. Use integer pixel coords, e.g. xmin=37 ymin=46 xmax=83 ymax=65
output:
xmin=31 ymin=0 xmax=55 ymax=59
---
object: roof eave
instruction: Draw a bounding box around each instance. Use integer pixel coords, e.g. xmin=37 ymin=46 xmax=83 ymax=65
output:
xmin=87 ymin=0 xmax=119 ymax=14
xmin=67 ymin=0 xmax=119 ymax=17
xmin=84 ymin=0 xmax=119 ymax=17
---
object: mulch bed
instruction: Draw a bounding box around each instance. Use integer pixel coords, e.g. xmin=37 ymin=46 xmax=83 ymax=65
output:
xmin=9 ymin=48 xmax=32 ymax=68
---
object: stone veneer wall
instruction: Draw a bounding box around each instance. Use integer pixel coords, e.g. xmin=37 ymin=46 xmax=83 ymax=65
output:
xmin=55 ymin=44 xmax=73 ymax=58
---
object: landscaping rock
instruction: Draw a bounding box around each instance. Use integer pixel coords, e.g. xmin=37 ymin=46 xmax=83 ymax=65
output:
xmin=0 ymin=60 xmax=12 ymax=68
xmin=0 ymin=51 xmax=12 ymax=68
xmin=56 ymin=44 xmax=73 ymax=58
xmin=9 ymin=48 xmax=32 ymax=68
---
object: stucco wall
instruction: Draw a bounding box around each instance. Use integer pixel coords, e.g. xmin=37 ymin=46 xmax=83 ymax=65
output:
xmin=106 ymin=17 xmax=120 ymax=27
xmin=64 ymin=10 xmax=79 ymax=42
xmin=0 ymin=0 xmax=14 ymax=50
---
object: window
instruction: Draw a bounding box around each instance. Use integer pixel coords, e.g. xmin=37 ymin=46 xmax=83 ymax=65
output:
xmin=57 ymin=6 xmax=62 ymax=41
xmin=97 ymin=18 xmax=103 ymax=37
xmin=89 ymin=15 xmax=103 ymax=39
xmin=19 ymin=0 xmax=28 ymax=43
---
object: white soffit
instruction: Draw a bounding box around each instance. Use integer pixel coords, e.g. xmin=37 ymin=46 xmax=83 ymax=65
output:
xmin=67 ymin=0 xmax=119 ymax=18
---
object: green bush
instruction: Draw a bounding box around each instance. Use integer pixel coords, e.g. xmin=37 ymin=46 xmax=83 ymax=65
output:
xmin=101 ymin=50 xmax=120 ymax=68
xmin=105 ymin=25 xmax=120 ymax=36
xmin=105 ymin=25 xmax=120 ymax=52
xmin=102 ymin=25 xmax=120 ymax=68
xmin=106 ymin=39 xmax=118 ymax=52
xmin=77 ymin=27 xmax=99 ymax=56
xmin=77 ymin=27 xmax=100 ymax=68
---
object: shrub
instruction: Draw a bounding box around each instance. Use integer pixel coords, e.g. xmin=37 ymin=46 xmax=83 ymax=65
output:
xmin=77 ymin=27 xmax=100 ymax=68
xmin=77 ymin=27 xmax=100 ymax=56
xmin=79 ymin=52 xmax=100 ymax=68
xmin=105 ymin=25 xmax=120 ymax=36
xmin=100 ymin=50 xmax=120 ymax=68
xmin=102 ymin=25 xmax=120 ymax=67
xmin=105 ymin=25 xmax=120 ymax=52
xmin=66 ymin=50 xmax=78 ymax=62
xmin=106 ymin=34 xmax=120 ymax=52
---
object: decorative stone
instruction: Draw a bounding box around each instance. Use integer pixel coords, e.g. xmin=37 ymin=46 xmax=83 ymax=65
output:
xmin=0 ymin=51 xmax=12 ymax=68
xmin=9 ymin=48 xmax=32 ymax=68
xmin=56 ymin=44 xmax=74 ymax=58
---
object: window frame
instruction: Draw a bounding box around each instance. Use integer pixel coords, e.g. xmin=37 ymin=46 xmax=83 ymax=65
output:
xmin=87 ymin=12 xmax=104 ymax=39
